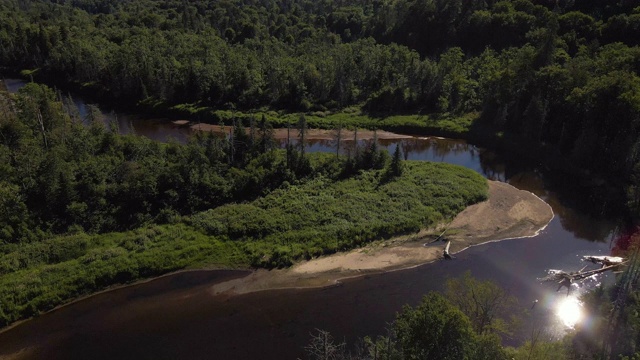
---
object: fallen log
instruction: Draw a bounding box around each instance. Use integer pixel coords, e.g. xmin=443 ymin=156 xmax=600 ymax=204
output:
xmin=443 ymin=241 xmax=453 ymax=260
xmin=538 ymin=263 xmax=625 ymax=294
xmin=583 ymin=255 xmax=625 ymax=267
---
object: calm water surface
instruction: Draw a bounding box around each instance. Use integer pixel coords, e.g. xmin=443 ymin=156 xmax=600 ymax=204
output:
xmin=2 ymin=78 xmax=192 ymax=143
xmin=0 ymin=78 xmax=620 ymax=359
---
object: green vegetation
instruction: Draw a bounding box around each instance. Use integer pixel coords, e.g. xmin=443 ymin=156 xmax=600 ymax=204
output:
xmin=306 ymin=292 xmax=507 ymax=360
xmin=193 ymin=160 xmax=486 ymax=268
xmin=0 ymin=85 xmax=487 ymax=327
xmin=304 ymin=274 xmax=525 ymax=360
xmin=0 ymin=225 xmax=244 ymax=324
xmin=305 ymin=268 xmax=640 ymax=360
xmin=1 ymin=0 xmax=639 ymax=213
xmin=180 ymin=109 xmax=478 ymax=138
xmin=2 ymin=0 xmax=640 ymax=357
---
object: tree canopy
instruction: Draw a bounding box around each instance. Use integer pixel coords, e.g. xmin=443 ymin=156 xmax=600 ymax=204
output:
xmin=2 ymin=0 xmax=639 ymax=213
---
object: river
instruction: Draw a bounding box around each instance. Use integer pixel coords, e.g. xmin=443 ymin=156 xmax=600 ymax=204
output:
xmin=0 ymin=79 xmax=621 ymax=359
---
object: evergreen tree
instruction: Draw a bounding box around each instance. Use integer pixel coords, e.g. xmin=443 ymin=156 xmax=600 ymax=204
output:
xmin=257 ymin=114 xmax=274 ymax=154
xmin=297 ymin=114 xmax=307 ymax=156
xmin=388 ymin=143 xmax=403 ymax=178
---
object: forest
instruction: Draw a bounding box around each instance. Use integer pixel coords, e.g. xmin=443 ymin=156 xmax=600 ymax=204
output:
xmin=1 ymin=0 xmax=640 ymax=359
xmin=0 ymin=0 xmax=639 ymax=214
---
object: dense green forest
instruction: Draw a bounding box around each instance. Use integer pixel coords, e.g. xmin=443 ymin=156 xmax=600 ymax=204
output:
xmin=1 ymin=0 xmax=640 ymax=213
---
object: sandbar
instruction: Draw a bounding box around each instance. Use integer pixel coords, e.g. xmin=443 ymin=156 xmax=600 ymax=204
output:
xmin=210 ymin=180 xmax=554 ymax=295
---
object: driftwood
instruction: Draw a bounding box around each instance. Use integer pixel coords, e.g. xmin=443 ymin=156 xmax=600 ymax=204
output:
xmin=427 ymin=229 xmax=448 ymax=245
xmin=583 ymin=255 xmax=625 ymax=268
xmin=538 ymin=262 xmax=625 ymax=294
xmin=443 ymin=241 xmax=453 ymax=260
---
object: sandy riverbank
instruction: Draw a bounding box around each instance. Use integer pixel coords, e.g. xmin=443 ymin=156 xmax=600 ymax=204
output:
xmin=185 ymin=122 xmax=415 ymax=141
xmin=210 ymin=180 xmax=554 ymax=296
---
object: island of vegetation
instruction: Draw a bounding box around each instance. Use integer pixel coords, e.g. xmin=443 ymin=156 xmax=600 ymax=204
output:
xmin=210 ymin=180 xmax=553 ymax=295
xmin=0 ymin=83 xmax=531 ymax=329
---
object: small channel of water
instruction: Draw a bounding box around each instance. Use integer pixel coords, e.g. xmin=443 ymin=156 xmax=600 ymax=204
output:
xmin=2 ymin=78 xmax=192 ymax=144
xmin=0 ymin=78 xmax=621 ymax=359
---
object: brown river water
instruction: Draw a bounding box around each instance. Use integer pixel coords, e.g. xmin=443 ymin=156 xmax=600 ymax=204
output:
xmin=0 ymin=78 xmax=622 ymax=359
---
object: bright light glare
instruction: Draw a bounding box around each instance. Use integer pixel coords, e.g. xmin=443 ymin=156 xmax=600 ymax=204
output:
xmin=556 ymin=296 xmax=583 ymax=328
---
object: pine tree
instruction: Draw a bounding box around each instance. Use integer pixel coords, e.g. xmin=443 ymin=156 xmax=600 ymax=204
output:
xmin=258 ymin=114 xmax=274 ymax=154
xmin=297 ymin=114 xmax=307 ymax=156
xmin=388 ymin=144 xmax=403 ymax=177
xmin=332 ymin=123 xmax=342 ymax=158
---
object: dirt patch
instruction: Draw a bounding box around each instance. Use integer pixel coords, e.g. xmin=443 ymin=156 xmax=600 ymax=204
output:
xmin=445 ymin=181 xmax=552 ymax=252
xmin=210 ymin=181 xmax=553 ymax=296
xmin=190 ymin=123 xmax=414 ymax=141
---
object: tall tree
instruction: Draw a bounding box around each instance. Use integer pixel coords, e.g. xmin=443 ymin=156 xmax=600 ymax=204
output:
xmin=395 ymin=292 xmax=477 ymax=360
xmin=444 ymin=272 xmax=520 ymax=336
xmin=332 ymin=123 xmax=342 ymax=158
xmin=387 ymin=143 xmax=403 ymax=177
xmin=297 ymin=114 xmax=307 ymax=156
xmin=257 ymin=114 xmax=274 ymax=154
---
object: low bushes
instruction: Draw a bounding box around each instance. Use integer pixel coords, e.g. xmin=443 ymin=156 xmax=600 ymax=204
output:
xmin=192 ymin=161 xmax=487 ymax=267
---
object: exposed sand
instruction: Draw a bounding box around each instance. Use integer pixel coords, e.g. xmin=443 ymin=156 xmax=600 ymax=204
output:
xmin=210 ymin=181 xmax=553 ymax=296
xmin=189 ymin=123 xmax=414 ymax=140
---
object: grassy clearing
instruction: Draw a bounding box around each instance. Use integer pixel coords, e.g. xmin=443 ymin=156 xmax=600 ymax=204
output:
xmin=0 ymin=224 xmax=245 ymax=325
xmin=0 ymin=160 xmax=486 ymax=327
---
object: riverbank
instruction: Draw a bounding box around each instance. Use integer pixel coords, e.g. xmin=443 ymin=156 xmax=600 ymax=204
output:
xmin=0 ymin=156 xmax=489 ymax=329
xmin=188 ymin=122 xmax=416 ymax=141
xmin=0 ymin=179 xmax=553 ymax=343
xmin=3 ymin=76 xmax=625 ymax=219
xmin=209 ymin=180 xmax=553 ymax=295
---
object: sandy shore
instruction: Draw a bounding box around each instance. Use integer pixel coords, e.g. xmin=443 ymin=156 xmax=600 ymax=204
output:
xmin=186 ymin=122 xmax=414 ymax=141
xmin=210 ymin=180 xmax=554 ymax=296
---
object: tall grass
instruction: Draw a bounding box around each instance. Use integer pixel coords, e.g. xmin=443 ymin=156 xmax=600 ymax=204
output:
xmin=192 ymin=160 xmax=487 ymax=267
xmin=0 ymin=161 xmax=486 ymax=327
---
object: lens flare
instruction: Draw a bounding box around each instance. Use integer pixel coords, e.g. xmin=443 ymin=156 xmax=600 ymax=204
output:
xmin=556 ymin=296 xmax=583 ymax=328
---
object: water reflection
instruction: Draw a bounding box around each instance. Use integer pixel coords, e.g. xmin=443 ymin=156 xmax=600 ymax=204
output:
xmin=2 ymin=78 xmax=192 ymax=143
xmin=556 ymin=295 xmax=584 ymax=328
xmin=534 ymin=266 xmax=607 ymax=341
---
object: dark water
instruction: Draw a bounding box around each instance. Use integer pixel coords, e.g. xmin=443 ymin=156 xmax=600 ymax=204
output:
xmin=0 ymin=78 xmax=620 ymax=359
xmin=2 ymin=78 xmax=192 ymax=143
